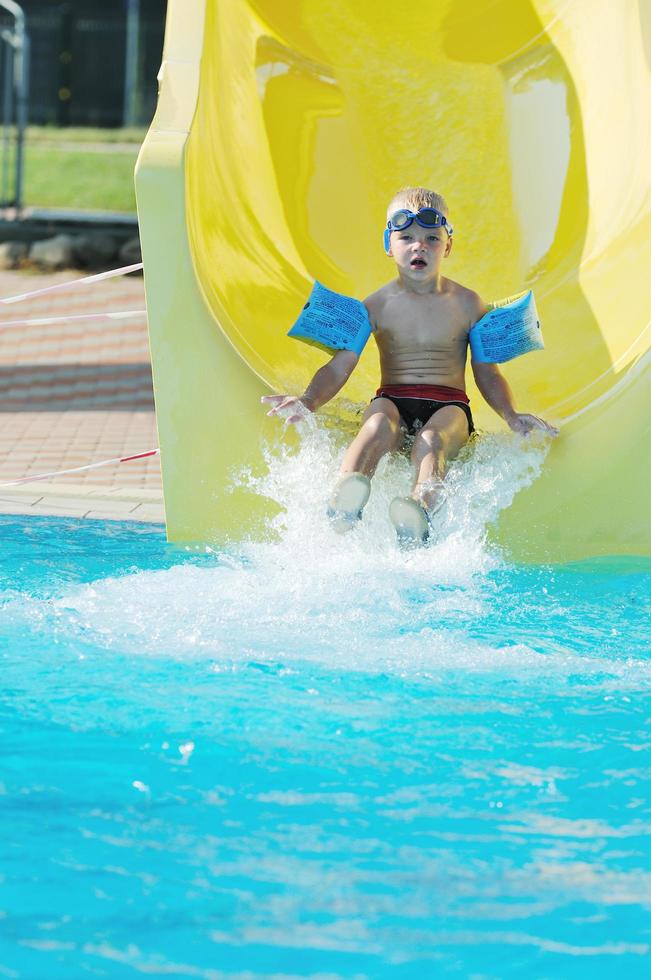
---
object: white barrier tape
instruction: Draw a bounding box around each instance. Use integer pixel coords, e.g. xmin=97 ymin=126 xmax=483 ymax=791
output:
xmin=0 ymin=309 xmax=147 ymax=329
xmin=0 ymin=262 xmax=144 ymax=306
xmin=0 ymin=448 xmax=160 ymax=488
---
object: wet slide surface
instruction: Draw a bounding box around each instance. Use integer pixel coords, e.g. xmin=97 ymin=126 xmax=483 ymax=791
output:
xmin=136 ymin=0 xmax=651 ymax=559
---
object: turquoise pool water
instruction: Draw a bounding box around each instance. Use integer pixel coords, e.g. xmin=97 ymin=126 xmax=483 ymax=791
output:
xmin=1 ymin=431 xmax=650 ymax=978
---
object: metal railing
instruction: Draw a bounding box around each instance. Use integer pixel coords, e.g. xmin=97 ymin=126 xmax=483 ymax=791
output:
xmin=0 ymin=0 xmax=28 ymax=210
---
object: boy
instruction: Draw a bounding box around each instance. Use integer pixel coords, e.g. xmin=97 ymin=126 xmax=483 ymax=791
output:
xmin=263 ymin=187 xmax=558 ymax=543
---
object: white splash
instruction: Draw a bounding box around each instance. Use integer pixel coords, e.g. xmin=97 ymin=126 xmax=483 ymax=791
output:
xmin=48 ymin=422 xmax=560 ymax=676
xmin=240 ymin=418 xmax=550 ymax=579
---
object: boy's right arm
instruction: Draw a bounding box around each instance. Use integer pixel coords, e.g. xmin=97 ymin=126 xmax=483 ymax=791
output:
xmin=261 ymin=349 xmax=359 ymax=424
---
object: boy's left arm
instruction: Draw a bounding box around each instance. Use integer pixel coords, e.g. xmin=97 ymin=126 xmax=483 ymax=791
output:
xmin=472 ymin=361 xmax=558 ymax=436
xmin=469 ymin=295 xmax=559 ymax=437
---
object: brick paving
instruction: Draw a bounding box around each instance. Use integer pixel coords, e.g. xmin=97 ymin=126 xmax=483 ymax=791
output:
xmin=0 ymin=266 xmax=164 ymax=522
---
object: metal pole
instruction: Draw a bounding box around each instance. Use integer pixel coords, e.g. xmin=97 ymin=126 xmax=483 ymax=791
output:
xmin=1 ymin=34 xmax=12 ymax=205
xmin=0 ymin=1 xmax=28 ymax=210
xmin=123 ymin=0 xmax=141 ymax=127
xmin=14 ymin=26 xmax=28 ymax=210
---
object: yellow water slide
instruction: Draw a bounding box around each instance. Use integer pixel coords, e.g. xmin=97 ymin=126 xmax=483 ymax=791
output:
xmin=135 ymin=0 xmax=651 ymax=563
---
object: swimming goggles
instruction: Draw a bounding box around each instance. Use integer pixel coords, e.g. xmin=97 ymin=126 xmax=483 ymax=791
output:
xmin=384 ymin=207 xmax=454 ymax=252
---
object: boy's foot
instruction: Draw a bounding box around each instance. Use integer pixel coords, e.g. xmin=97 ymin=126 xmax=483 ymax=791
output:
xmin=327 ymin=473 xmax=371 ymax=533
xmin=389 ymin=496 xmax=430 ymax=546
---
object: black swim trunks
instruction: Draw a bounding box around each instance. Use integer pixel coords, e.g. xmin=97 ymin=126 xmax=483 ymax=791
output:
xmin=372 ymin=384 xmax=475 ymax=437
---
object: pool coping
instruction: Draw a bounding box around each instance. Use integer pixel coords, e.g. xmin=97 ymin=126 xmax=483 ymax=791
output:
xmin=0 ymin=481 xmax=165 ymax=523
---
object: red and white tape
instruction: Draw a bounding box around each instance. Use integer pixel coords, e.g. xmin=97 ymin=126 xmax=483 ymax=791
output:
xmin=0 ymin=262 xmax=158 ymax=492
xmin=0 ymin=309 xmax=147 ymax=329
xmin=0 ymin=262 xmax=144 ymax=306
xmin=0 ymin=449 xmax=160 ymax=488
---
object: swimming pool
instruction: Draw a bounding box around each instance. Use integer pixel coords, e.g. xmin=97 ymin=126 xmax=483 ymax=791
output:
xmin=2 ymin=432 xmax=650 ymax=978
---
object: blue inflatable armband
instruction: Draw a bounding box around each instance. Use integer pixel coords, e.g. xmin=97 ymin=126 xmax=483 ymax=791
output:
xmin=287 ymin=281 xmax=372 ymax=356
xmin=469 ymin=290 xmax=544 ymax=363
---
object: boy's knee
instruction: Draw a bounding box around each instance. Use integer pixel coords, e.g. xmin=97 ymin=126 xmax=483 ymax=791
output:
xmin=364 ymin=410 xmax=399 ymax=438
xmin=412 ymin=429 xmax=444 ymax=458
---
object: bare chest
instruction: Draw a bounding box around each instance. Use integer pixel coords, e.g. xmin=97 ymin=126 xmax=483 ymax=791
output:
xmin=374 ymin=294 xmax=470 ymax=354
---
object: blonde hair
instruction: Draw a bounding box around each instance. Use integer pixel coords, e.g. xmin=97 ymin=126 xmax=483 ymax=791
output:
xmin=387 ymin=187 xmax=449 ymax=221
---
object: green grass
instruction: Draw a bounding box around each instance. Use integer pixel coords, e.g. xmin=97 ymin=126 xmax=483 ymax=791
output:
xmin=2 ymin=128 xmax=151 ymax=213
xmin=26 ymin=125 xmax=147 ymax=145
xmin=23 ymin=144 xmax=139 ymax=212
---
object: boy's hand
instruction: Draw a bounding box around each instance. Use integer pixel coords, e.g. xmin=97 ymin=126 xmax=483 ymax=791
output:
xmin=506 ymin=412 xmax=559 ymax=438
xmin=261 ymin=394 xmax=313 ymax=425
